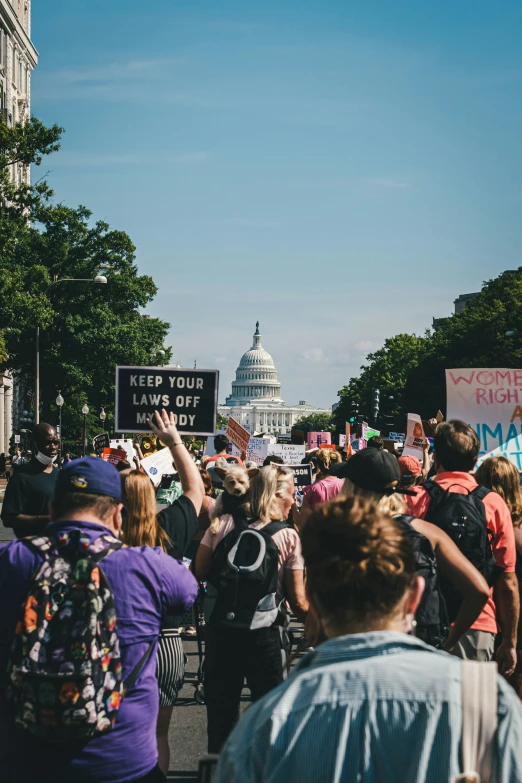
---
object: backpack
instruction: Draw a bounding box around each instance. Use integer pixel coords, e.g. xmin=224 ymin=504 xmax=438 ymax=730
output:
xmin=423 ymin=481 xmax=501 ymax=620
xmin=204 ymin=518 xmax=288 ymax=631
xmin=7 ymin=531 xmax=152 ymax=742
xmin=394 ymin=514 xmax=449 ymax=649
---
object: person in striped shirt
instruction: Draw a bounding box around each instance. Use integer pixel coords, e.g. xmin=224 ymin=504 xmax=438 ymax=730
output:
xmin=215 ymin=497 xmax=522 ymax=783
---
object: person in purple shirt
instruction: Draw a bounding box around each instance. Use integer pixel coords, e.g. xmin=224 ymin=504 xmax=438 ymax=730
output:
xmin=0 ymin=456 xmax=198 ymax=783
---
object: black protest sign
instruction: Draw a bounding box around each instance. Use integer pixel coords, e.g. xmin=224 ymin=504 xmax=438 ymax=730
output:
xmin=285 ymin=463 xmax=313 ymax=491
xmin=115 ymin=367 xmax=219 ymax=435
xmin=93 ymin=432 xmax=110 ymax=456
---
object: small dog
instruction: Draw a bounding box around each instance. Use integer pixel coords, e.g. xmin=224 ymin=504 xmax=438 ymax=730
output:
xmin=209 ymin=464 xmax=259 ymax=533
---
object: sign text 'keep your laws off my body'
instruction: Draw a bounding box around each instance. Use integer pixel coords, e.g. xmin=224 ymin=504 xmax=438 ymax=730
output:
xmin=115 ymin=367 xmax=219 ymax=435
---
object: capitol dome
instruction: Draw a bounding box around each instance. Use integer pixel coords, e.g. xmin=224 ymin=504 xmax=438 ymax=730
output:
xmin=225 ymin=322 xmax=284 ymax=405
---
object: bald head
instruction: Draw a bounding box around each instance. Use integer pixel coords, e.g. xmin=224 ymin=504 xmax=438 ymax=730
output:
xmin=34 ymin=423 xmax=60 ymax=458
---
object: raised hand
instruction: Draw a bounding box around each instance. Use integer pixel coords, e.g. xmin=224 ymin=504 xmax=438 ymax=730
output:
xmin=147 ymin=409 xmax=181 ymax=449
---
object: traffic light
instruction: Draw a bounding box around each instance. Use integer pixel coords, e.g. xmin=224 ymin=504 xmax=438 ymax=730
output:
xmin=371 ymin=388 xmax=380 ymax=422
xmin=348 ymin=400 xmax=358 ymax=424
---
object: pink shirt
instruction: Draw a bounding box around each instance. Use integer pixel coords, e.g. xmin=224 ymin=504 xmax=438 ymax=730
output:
xmin=303 ymin=476 xmax=344 ymax=509
xmin=201 ymin=515 xmax=304 ymax=605
xmin=407 ymin=471 xmax=516 ymax=634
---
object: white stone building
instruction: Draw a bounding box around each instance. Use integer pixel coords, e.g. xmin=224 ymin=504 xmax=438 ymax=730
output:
xmin=218 ymin=322 xmax=331 ymax=435
xmin=0 ymin=0 xmax=37 ymax=453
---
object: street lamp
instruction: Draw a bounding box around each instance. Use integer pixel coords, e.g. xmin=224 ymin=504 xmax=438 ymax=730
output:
xmin=99 ymin=407 xmax=107 ymax=430
xmin=35 ymin=276 xmax=108 ymax=424
xmin=56 ymin=391 xmax=64 ymax=461
xmin=82 ymin=403 xmax=89 ymax=456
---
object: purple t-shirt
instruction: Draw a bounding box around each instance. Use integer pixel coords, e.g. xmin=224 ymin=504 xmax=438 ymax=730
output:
xmin=0 ymin=520 xmax=198 ymax=783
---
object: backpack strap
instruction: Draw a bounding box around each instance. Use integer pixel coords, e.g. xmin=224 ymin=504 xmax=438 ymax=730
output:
xmin=424 ymin=480 xmax=446 ymax=500
xmin=471 ymin=485 xmax=491 ymax=502
xmin=261 ymin=521 xmax=290 ymax=537
xmin=453 ymin=661 xmax=498 ymax=783
xmin=122 ymin=641 xmax=155 ymax=697
xmin=392 ymin=513 xmax=415 ymax=526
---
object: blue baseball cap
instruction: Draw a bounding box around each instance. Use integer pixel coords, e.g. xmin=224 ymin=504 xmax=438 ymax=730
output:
xmin=56 ymin=456 xmax=122 ymax=502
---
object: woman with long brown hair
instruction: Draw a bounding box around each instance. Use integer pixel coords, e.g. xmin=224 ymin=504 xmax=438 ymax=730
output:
xmin=475 ymin=455 xmax=522 ymax=696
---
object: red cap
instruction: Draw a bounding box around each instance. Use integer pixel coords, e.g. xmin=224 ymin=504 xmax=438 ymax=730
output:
xmin=398 ymin=455 xmax=422 ymax=477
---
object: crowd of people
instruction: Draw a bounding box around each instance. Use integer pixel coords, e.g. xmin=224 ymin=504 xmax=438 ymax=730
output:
xmin=1 ymin=412 xmax=522 ymax=782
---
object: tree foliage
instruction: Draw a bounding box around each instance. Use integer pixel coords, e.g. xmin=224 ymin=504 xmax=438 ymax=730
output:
xmin=0 ymin=118 xmax=171 ymax=440
xmin=293 ymin=412 xmax=334 ymax=433
xmin=334 ymin=268 xmax=522 ymax=428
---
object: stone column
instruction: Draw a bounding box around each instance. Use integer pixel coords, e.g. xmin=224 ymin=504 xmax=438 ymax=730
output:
xmin=0 ymin=383 xmax=4 ymax=454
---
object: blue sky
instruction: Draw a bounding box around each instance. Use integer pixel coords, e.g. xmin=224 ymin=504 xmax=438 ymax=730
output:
xmin=31 ymin=1 xmax=522 ymax=408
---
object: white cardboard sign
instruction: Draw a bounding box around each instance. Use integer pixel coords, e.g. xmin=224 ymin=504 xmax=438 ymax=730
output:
xmin=140 ymin=447 xmax=175 ymax=487
xmin=267 ymin=444 xmax=306 ymax=464
xmin=402 ymin=413 xmax=425 ymax=460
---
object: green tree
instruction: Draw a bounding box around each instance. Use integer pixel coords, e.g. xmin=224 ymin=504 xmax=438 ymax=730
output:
xmin=0 ymin=118 xmax=171 ymax=438
xmin=334 ymin=334 xmax=428 ymax=429
xmin=293 ymin=412 xmax=334 ymax=433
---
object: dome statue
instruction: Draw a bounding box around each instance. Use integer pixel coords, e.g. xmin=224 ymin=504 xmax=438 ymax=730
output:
xmin=225 ymin=322 xmax=284 ymax=405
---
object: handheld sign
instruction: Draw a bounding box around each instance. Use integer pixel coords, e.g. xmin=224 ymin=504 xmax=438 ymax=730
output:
xmin=226 ymin=416 xmax=251 ymax=453
xmin=93 ymin=433 xmax=110 ymax=456
xmin=101 ymin=447 xmax=128 ymax=467
xmin=285 ymin=464 xmax=313 ymax=491
xmin=402 ymin=413 xmax=425 ymax=460
xmin=140 ymin=447 xmax=176 ymax=487
xmin=115 ymin=366 xmax=219 ymax=435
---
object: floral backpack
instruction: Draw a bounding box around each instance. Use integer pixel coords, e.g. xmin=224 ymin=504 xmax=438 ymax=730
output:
xmin=7 ymin=531 xmax=152 ymax=742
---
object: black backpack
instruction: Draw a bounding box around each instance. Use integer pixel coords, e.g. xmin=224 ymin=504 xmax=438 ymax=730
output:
xmin=423 ymin=480 xmax=501 ymax=620
xmin=204 ymin=518 xmax=288 ymax=631
xmin=394 ymin=514 xmax=449 ymax=649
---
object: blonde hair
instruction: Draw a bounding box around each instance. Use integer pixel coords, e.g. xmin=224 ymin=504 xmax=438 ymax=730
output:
xmin=120 ymin=469 xmax=171 ymax=552
xmin=475 ymin=456 xmax=522 ymax=527
xmin=339 ymin=478 xmax=407 ymax=516
xmin=248 ymin=464 xmax=295 ymax=522
xmin=315 ymin=448 xmax=341 ymax=475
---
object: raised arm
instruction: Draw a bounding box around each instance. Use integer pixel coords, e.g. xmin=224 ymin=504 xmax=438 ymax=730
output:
xmin=148 ymin=409 xmax=205 ymax=515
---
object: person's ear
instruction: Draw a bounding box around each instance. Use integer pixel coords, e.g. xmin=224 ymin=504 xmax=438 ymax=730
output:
xmin=404 ymin=575 xmax=425 ymax=632
xmin=113 ymin=503 xmax=124 ymax=534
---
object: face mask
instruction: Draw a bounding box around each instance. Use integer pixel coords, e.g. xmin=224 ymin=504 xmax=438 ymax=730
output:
xmin=35 ymin=451 xmax=57 ymax=466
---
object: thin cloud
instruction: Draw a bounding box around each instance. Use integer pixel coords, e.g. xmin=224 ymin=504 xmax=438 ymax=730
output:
xmin=167 ymin=151 xmax=209 ymax=164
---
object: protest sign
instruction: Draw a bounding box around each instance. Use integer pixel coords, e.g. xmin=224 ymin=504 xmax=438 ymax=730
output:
xmin=101 ymin=448 xmax=128 ymax=467
xmin=436 ymin=410 xmax=444 ymax=423
xmin=115 ymin=366 xmax=219 ymax=435
xmin=388 ymin=432 xmax=405 ymax=442
xmin=446 ymin=368 xmax=522 ymax=468
xmin=14 ymin=434 xmax=20 ymax=444
xmin=110 ymin=438 xmax=135 ymax=465
xmin=339 ymin=434 xmax=346 ymax=448
xmin=93 ymin=433 xmax=110 ymax=456
xmin=267 ymin=444 xmax=306 ymax=463
xmin=402 ymin=413 xmax=425 ymax=460
xmin=246 ymin=438 xmax=270 ymax=465
xmin=307 ymin=432 xmax=332 ymax=449
xmin=383 ymin=439 xmax=398 ymax=454
xmin=140 ymin=446 xmax=176 ymax=487
xmin=362 ymin=425 xmax=380 ymax=442
xmin=285 ymin=464 xmax=313 ymax=491
xmin=226 ymin=417 xmax=251 ymax=453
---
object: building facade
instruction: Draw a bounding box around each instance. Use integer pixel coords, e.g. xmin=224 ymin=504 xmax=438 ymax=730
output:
xmin=218 ymin=323 xmax=331 ymax=435
xmin=1 ymin=1 xmax=37 ymax=452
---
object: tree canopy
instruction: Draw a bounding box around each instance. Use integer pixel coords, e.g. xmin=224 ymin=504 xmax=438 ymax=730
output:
xmin=0 ymin=118 xmax=171 ymax=447
xmin=334 ymin=268 xmax=522 ymax=431
xmin=293 ymin=412 xmax=334 ymax=433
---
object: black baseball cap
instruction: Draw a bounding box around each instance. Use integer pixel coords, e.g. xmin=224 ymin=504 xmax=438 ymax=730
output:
xmin=330 ymin=448 xmax=415 ymax=495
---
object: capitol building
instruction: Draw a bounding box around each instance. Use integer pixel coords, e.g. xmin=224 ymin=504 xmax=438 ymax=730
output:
xmin=218 ymin=322 xmax=331 ymax=435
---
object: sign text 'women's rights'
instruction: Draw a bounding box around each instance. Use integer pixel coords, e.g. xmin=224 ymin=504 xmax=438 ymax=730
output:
xmin=446 ymin=368 xmax=522 ymax=468
xmin=115 ymin=366 xmax=219 ymax=435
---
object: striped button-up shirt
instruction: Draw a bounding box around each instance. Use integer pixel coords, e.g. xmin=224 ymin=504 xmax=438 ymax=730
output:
xmin=216 ymin=632 xmax=522 ymax=783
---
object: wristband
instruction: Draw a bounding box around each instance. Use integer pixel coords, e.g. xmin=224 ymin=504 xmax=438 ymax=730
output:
xmin=171 ymin=442 xmax=183 ymax=448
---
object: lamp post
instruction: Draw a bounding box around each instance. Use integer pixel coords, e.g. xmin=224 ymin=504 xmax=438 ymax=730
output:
xmin=82 ymin=403 xmax=89 ymax=456
xmin=99 ymin=407 xmax=107 ymax=431
xmin=35 ymin=275 xmax=108 ymax=424
xmin=56 ymin=391 xmax=64 ymax=461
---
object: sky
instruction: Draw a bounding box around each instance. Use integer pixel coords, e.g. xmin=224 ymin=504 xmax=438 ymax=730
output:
xmin=31 ymin=1 xmax=522 ymax=409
